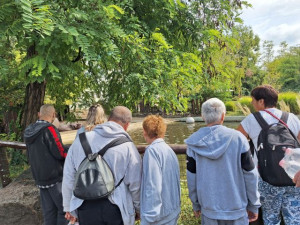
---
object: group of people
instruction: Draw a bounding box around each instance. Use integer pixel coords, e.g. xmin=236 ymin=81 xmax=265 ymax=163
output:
xmin=24 ymin=84 xmax=300 ymax=225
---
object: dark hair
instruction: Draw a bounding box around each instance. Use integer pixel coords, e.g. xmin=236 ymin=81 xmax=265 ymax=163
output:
xmin=251 ymin=85 xmax=278 ymax=108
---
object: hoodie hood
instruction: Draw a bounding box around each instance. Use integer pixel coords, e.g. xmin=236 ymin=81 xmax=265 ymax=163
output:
xmin=93 ymin=121 xmax=132 ymax=141
xmin=24 ymin=122 xmax=51 ymax=144
xmin=184 ymin=125 xmax=234 ymax=159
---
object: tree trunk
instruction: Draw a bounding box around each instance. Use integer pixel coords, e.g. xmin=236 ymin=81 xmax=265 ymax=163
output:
xmin=195 ymin=99 xmax=200 ymax=115
xmin=139 ymin=100 xmax=145 ymax=113
xmin=191 ymin=99 xmax=195 ymax=115
xmin=20 ymin=44 xmax=47 ymax=132
xmin=0 ymin=147 xmax=12 ymax=188
xmin=21 ymin=81 xmax=46 ymax=131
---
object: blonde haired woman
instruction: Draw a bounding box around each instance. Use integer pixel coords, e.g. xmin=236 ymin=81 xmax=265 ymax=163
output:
xmin=140 ymin=115 xmax=181 ymax=225
xmin=76 ymin=104 xmax=106 ymax=136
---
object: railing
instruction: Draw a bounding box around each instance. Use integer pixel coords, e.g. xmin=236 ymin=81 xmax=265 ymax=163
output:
xmin=0 ymin=140 xmax=187 ymax=188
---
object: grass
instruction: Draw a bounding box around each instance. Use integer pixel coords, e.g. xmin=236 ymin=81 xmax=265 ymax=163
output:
xmin=178 ymin=181 xmax=201 ymax=225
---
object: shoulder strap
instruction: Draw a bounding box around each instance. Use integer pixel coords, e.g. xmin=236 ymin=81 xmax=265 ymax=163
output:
xmin=100 ymin=136 xmax=131 ymax=188
xmin=280 ymin=111 xmax=289 ymax=124
xmin=99 ymin=136 xmax=131 ymax=157
xmin=264 ymin=109 xmax=288 ymax=127
xmin=252 ymin=112 xmax=269 ymax=130
xmin=79 ymin=132 xmax=93 ymax=157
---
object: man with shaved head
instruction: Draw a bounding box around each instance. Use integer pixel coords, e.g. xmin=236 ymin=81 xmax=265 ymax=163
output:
xmin=63 ymin=106 xmax=142 ymax=225
xmin=24 ymin=104 xmax=68 ymax=225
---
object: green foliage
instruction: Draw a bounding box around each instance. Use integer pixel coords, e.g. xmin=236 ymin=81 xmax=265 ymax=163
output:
xmin=277 ymin=46 xmax=300 ymax=92
xmin=0 ymin=132 xmax=29 ymax=179
xmin=1 ymin=0 xmax=255 ymax=120
xmin=278 ymin=92 xmax=300 ymax=115
xmin=225 ymin=101 xmax=237 ymax=112
xmin=261 ymin=43 xmax=300 ymax=93
xmin=238 ymin=96 xmax=254 ymax=112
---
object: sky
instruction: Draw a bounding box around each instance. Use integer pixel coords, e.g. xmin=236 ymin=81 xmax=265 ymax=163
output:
xmin=240 ymin=0 xmax=300 ymax=53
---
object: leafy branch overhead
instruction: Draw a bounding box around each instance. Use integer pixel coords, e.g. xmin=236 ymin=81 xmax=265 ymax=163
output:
xmin=0 ymin=0 xmax=262 ymax=120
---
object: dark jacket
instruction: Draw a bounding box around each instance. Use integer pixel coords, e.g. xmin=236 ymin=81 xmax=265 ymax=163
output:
xmin=24 ymin=121 xmax=67 ymax=186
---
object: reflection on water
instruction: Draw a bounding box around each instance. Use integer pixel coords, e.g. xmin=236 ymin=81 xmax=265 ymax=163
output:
xmin=128 ymin=122 xmax=240 ymax=145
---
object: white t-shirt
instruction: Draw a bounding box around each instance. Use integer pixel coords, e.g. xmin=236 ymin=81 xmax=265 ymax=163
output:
xmin=241 ymin=108 xmax=300 ymax=150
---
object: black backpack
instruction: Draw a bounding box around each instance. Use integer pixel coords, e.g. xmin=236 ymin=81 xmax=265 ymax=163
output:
xmin=253 ymin=110 xmax=300 ymax=186
xmin=73 ymin=133 xmax=131 ymax=200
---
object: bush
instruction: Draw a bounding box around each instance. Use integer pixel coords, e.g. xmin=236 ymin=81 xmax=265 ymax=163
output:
xmin=225 ymin=101 xmax=236 ymax=112
xmin=278 ymin=92 xmax=300 ymax=115
xmin=238 ymin=97 xmax=255 ymax=112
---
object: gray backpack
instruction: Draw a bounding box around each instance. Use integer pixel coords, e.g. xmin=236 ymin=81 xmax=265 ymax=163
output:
xmin=73 ymin=133 xmax=131 ymax=200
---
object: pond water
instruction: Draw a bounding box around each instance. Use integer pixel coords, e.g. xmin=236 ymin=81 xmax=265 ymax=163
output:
xmin=128 ymin=122 xmax=240 ymax=145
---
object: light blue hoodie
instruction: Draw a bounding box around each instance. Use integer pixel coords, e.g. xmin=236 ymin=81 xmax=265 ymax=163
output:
xmin=185 ymin=125 xmax=260 ymax=220
xmin=140 ymin=138 xmax=181 ymax=225
xmin=62 ymin=121 xmax=142 ymax=225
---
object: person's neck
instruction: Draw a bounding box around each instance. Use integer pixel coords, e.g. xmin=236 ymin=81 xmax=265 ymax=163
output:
xmin=39 ymin=117 xmax=52 ymax=123
xmin=207 ymin=120 xmax=223 ymax=127
xmin=109 ymin=120 xmax=128 ymax=131
xmin=146 ymin=137 xmax=159 ymax=145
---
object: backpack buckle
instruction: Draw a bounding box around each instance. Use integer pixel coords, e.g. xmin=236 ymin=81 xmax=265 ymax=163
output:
xmin=88 ymin=153 xmax=98 ymax=161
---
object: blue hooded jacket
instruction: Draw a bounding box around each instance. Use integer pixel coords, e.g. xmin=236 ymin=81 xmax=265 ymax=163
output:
xmin=185 ymin=125 xmax=260 ymax=220
xmin=140 ymin=138 xmax=181 ymax=225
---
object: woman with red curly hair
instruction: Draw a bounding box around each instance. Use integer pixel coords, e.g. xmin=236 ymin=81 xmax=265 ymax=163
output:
xmin=140 ymin=115 xmax=181 ymax=225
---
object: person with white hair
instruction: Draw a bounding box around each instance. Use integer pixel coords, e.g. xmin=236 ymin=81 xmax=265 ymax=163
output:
xmin=185 ymin=98 xmax=261 ymax=225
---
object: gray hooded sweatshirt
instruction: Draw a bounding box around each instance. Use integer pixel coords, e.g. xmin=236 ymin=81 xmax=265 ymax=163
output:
xmin=185 ymin=125 xmax=261 ymax=220
xmin=62 ymin=121 xmax=142 ymax=225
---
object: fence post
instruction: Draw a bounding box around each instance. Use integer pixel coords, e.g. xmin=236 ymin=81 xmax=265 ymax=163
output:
xmin=0 ymin=146 xmax=12 ymax=188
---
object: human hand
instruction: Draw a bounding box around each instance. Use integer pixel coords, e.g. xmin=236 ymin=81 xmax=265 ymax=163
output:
xmin=65 ymin=212 xmax=72 ymax=221
xmin=293 ymin=170 xmax=300 ymax=187
xmin=65 ymin=212 xmax=77 ymax=224
xmin=247 ymin=210 xmax=258 ymax=222
xmin=194 ymin=210 xmax=201 ymax=218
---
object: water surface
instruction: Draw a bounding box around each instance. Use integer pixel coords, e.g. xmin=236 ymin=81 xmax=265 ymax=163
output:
xmin=129 ymin=122 xmax=240 ymax=145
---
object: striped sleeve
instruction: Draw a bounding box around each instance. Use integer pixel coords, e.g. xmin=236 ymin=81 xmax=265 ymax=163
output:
xmin=47 ymin=126 xmax=67 ymax=158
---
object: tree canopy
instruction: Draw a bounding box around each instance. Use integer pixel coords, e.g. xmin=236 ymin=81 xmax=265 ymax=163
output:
xmin=1 ymin=0 xmax=265 ymax=130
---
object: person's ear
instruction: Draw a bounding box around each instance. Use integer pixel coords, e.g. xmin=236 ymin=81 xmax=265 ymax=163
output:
xmin=123 ymin=122 xmax=129 ymax=131
xmin=258 ymin=99 xmax=265 ymax=107
xmin=220 ymin=112 xmax=225 ymax=123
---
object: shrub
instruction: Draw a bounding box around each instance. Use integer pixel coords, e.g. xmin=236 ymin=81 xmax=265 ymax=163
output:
xmin=225 ymin=101 xmax=236 ymax=112
xmin=238 ymin=97 xmax=255 ymax=112
xmin=278 ymin=92 xmax=300 ymax=115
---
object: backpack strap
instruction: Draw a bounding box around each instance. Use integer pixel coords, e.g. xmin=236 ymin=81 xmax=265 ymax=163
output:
xmin=79 ymin=134 xmax=131 ymax=188
xmin=264 ymin=109 xmax=288 ymax=127
xmin=79 ymin=132 xmax=93 ymax=157
xmin=280 ymin=111 xmax=289 ymax=124
xmin=99 ymin=137 xmax=131 ymax=188
xmin=252 ymin=112 xmax=269 ymax=130
xmin=99 ymin=136 xmax=131 ymax=157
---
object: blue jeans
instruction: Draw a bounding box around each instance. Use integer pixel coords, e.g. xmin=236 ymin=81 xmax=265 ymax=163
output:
xmin=259 ymin=179 xmax=300 ymax=225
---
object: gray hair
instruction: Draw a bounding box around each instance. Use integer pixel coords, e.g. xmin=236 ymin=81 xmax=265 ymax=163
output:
xmin=39 ymin=104 xmax=55 ymax=117
xmin=109 ymin=106 xmax=132 ymax=124
xmin=201 ymin=98 xmax=226 ymax=125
